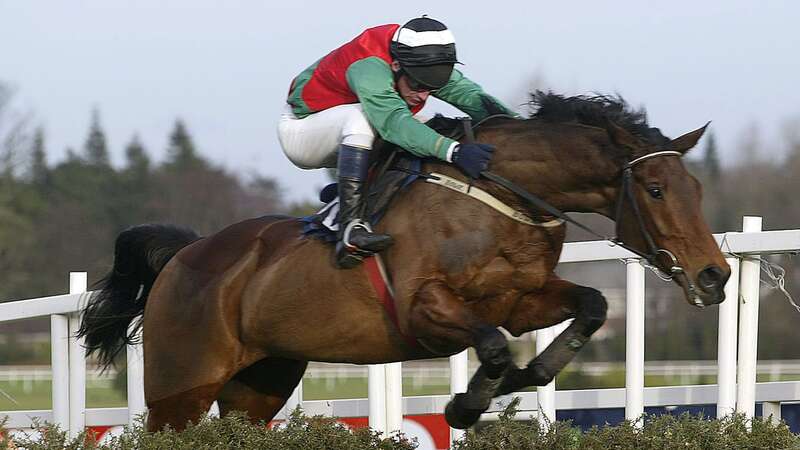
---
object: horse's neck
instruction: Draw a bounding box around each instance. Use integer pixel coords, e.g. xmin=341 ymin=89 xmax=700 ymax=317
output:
xmin=476 ymin=124 xmax=619 ymax=217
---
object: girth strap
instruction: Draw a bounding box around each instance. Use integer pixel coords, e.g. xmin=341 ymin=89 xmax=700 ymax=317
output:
xmin=363 ymin=255 xmax=420 ymax=348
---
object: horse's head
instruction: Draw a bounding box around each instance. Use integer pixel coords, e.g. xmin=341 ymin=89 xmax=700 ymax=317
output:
xmin=485 ymin=93 xmax=730 ymax=307
xmin=605 ymin=120 xmax=730 ymax=307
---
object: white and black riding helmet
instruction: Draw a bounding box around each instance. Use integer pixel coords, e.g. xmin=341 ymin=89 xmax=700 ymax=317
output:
xmin=390 ymin=17 xmax=459 ymax=90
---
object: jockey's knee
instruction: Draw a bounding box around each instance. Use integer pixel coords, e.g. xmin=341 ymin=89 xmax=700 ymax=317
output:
xmin=341 ymin=106 xmax=375 ymax=150
xmin=278 ymin=103 xmax=376 ymax=169
xmin=341 ymin=133 xmax=374 ymax=150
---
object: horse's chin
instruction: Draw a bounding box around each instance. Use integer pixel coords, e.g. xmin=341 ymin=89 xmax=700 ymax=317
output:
xmin=676 ymin=278 xmax=726 ymax=308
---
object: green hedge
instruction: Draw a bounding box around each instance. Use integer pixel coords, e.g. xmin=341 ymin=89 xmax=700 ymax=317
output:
xmin=1 ymin=411 xmax=416 ymax=450
xmin=455 ymin=399 xmax=799 ymax=449
xmin=2 ymin=402 xmax=798 ymax=450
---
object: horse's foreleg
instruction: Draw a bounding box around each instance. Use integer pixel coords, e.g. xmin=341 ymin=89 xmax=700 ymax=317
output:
xmin=408 ymin=280 xmax=512 ymax=429
xmin=498 ymin=278 xmax=607 ymax=395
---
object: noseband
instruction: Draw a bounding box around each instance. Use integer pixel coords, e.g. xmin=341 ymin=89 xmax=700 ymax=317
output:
xmin=482 ymin=149 xmax=705 ymax=307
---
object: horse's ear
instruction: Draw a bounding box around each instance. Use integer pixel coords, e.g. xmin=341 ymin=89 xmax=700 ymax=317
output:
xmin=605 ymin=119 xmax=642 ymax=157
xmin=668 ymin=122 xmax=710 ymax=155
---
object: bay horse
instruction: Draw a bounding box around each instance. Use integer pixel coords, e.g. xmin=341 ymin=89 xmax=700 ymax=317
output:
xmin=78 ymin=93 xmax=730 ymax=432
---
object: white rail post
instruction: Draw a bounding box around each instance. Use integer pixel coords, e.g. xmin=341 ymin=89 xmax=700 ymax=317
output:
xmin=284 ymin=381 xmax=303 ymax=419
xmin=535 ymin=326 xmax=556 ymax=426
xmin=50 ymin=313 xmax=70 ymax=431
xmin=368 ymin=364 xmax=387 ymax=437
xmin=126 ymin=329 xmax=146 ymax=426
xmin=762 ymin=402 xmax=781 ymax=425
xmin=68 ymin=272 xmax=87 ymax=438
xmin=625 ymin=259 xmax=645 ymax=425
xmin=716 ymin=256 xmax=740 ymax=418
xmin=385 ymin=362 xmax=403 ymax=435
xmin=736 ymin=216 xmax=762 ymax=424
xmin=449 ymin=350 xmax=469 ymax=443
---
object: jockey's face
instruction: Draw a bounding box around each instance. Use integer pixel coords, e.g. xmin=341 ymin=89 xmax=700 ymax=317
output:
xmin=391 ymin=61 xmax=432 ymax=108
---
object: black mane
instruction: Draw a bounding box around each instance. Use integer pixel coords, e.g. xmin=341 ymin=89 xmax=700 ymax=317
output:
xmin=528 ymin=91 xmax=669 ymax=146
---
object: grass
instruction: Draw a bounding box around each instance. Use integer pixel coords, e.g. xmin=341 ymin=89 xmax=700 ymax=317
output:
xmin=0 ymin=379 xmax=125 ymax=410
xmin=0 ymin=376 xmax=453 ymax=410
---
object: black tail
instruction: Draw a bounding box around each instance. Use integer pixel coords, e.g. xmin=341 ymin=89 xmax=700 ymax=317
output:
xmin=77 ymin=224 xmax=200 ymax=369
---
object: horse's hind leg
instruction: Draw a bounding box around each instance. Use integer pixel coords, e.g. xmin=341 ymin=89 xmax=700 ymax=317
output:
xmin=146 ymin=383 xmax=224 ymax=432
xmin=217 ymin=357 xmax=308 ymax=423
xmin=408 ymin=281 xmax=513 ymax=429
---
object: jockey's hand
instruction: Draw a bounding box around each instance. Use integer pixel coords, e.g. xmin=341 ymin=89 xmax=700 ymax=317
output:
xmin=452 ymin=142 xmax=495 ymax=179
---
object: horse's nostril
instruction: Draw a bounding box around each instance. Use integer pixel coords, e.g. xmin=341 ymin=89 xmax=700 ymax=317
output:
xmin=698 ymin=265 xmax=725 ymax=291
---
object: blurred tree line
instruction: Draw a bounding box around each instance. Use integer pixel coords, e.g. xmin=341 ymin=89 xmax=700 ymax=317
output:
xmin=0 ymin=83 xmax=317 ymax=302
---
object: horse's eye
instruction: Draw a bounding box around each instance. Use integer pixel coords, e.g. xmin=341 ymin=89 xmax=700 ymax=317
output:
xmin=648 ymin=186 xmax=664 ymax=199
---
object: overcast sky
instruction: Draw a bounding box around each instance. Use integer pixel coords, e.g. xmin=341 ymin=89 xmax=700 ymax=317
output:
xmin=2 ymin=1 xmax=799 ymax=203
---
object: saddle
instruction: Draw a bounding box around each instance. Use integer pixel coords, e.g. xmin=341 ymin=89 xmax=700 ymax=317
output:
xmin=301 ymin=115 xmax=468 ymax=242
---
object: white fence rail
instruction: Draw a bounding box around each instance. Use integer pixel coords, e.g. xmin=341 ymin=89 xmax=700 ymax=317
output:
xmin=2 ymin=216 xmax=800 ymax=445
xmin=7 ymin=359 xmax=800 ymax=381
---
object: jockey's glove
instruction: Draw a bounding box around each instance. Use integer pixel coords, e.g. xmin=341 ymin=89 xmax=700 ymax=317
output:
xmin=452 ymin=142 xmax=495 ymax=179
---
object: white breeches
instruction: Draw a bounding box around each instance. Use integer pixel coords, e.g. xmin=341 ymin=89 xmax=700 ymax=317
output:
xmin=277 ymin=103 xmax=376 ymax=169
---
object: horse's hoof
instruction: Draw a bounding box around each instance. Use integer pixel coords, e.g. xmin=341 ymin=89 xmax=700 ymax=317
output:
xmin=445 ymin=393 xmax=485 ymax=429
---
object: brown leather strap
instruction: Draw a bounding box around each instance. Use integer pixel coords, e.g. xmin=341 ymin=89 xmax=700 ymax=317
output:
xmin=461 ymin=117 xmax=475 ymax=144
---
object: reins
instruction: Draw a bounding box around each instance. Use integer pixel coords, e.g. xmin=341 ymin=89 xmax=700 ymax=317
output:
xmin=390 ymin=116 xmax=703 ymax=306
xmin=480 ymin=151 xmax=705 ymax=307
xmin=462 ymin=117 xmax=703 ymax=306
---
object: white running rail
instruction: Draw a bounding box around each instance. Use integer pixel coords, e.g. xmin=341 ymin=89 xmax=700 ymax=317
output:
xmin=1 ymin=216 xmax=799 ymax=444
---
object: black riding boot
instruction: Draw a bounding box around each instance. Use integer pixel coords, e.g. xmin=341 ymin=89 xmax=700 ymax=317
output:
xmin=335 ymin=145 xmax=394 ymax=268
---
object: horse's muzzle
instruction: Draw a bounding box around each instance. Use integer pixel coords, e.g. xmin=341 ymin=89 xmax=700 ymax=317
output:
xmin=696 ymin=264 xmax=730 ymax=305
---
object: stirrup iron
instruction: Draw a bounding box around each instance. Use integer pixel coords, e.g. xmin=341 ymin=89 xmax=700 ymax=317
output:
xmin=342 ymin=219 xmax=373 ymax=250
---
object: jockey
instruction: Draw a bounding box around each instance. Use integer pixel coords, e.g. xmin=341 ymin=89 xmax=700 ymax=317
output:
xmin=278 ymin=16 xmax=517 ymax=268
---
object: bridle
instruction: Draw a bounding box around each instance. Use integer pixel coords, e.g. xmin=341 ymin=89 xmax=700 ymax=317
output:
xmin=613 ymin=151 xmax=703 ymax=307
xmin=481 ymin=149 xmax=705 ymax=308
xmin=614 ymin=150 xmax=683 ymax=265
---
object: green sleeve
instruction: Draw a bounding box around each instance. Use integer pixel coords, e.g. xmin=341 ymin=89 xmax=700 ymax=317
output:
xmin=434 ymin=69 xmax=520 ymax=121
xmin=346 ymin=57 xmax=456 ymax=160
